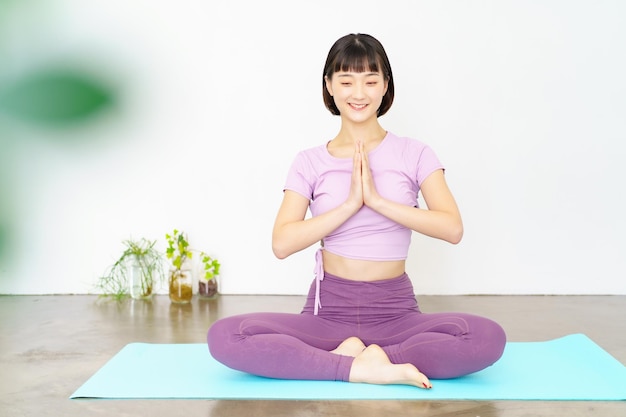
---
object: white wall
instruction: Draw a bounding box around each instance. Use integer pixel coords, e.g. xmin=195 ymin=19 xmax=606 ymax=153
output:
xmin=1 ymin=0 xmax=624 ymax=295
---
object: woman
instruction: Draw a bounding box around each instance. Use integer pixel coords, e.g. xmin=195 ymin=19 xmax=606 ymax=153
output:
xmin=207 ymin=33 xmax=506 ymax=389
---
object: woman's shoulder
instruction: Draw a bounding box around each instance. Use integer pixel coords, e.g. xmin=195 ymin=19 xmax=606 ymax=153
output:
xmin=297 ymin=142 xmax=328 ymax=157
xmin=288 ymin=143 xmax=329 ymax=171
xmin=386 ymin=131 xmax=428 ymax=148
xmin=384 ymin=131 xmax=434 ymax=154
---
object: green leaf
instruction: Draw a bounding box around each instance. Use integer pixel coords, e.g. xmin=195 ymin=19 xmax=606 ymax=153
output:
xmin=0 ymin=68 xmax=115 ymax=125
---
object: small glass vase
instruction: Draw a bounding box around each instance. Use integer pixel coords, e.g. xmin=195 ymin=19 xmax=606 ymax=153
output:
xmin=198 ymin=277 xmax=219 ymax=299
xmin=127 ymin=256 xmax=154 ymax=300
xmin=169 ymin=268 xmax=193 ymax=303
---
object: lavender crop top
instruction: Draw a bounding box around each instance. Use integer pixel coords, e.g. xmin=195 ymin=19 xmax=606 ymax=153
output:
xmin=283 ymin=131 xmax=444 ymax=313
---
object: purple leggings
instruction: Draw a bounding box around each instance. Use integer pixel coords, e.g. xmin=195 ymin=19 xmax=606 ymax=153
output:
xmin=207 ymin=272 xmax=506 ymax=381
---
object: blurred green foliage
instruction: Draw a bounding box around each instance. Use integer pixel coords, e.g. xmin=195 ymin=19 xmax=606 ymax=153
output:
xmin=0 ymin=69 xmax=115 ymax=126
xmin=0 ymin=225 xmax=6 ymax=262
xmin=0 ymin=0 xmax=121 ymax=271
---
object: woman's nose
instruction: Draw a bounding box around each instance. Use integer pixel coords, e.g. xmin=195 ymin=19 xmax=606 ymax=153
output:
xmin=352 ymin=82 xmax=365 ymax=98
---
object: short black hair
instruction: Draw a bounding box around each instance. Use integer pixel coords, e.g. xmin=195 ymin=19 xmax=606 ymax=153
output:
xmin=322 ymin=33 xmax=394 ymax=117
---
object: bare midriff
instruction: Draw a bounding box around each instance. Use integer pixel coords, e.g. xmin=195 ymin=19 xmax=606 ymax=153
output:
xmin=322 ymin=250 xmax=406 ymax=282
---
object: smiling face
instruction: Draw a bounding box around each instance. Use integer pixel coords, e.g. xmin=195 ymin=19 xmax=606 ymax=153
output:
xmin=322 ymin=34 xmax=395 ymax=117
xmin=325 ymin=69 xmax=388 ymax=124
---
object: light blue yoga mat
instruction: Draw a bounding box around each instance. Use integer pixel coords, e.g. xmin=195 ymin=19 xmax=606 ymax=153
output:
xmin=70 ymin=334 xmax=626 ymax=401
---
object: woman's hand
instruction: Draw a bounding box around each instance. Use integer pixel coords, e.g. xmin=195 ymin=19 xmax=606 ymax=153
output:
xmin=358 ymin=140 xmax=383 ymax=209
xmin=345 ymin=140 xmax=383 ymax=211
xmin=351 ymin=140 xmax=463 ymax=244
xmin=345 ymin=141 xmax=365 ymax=212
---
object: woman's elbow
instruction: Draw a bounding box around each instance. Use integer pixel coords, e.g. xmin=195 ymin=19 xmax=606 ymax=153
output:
xmin=272 ymin=245 xmax=289 ymax=260
xmin=271 ymin=236 xmax=291 ymax=259
xmin=447 ymin=222 xmax=464 ymax=244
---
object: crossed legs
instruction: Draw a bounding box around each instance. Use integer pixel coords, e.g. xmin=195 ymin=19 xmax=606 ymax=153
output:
xmin=207 ymin=310 xmax=505 ymax=388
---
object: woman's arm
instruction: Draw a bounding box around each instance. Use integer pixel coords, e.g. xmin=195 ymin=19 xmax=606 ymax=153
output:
xmin=358 ymin=138 xmax=463 ymax=244
xmin=366 ymin=169 xmax=463 ymax=244
xmin=271 ymin=190 xmax=360 ymax=259
xmin=272 ymin=146 xmax=365 ymax=259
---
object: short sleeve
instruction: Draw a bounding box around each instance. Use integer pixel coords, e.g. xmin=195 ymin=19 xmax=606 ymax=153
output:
xmin=415 ymin=144 xmax=445 ymax=185
xmin=283 ymin=151 xmax=313 ymax=199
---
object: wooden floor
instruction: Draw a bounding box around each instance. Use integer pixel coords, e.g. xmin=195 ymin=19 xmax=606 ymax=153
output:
xmin=1 ymin=294 xmax=625 ymax=416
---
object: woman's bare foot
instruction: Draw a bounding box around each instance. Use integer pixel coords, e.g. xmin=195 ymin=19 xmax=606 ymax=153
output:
xmin=349 ymin=344 xmax=432 ymax=389
xmin=330 ymin=336 xmax=366 ymax=357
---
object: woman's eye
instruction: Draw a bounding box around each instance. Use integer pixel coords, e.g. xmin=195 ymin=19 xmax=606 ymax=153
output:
xmin=341 ymin=82 xmax=352 ymax=86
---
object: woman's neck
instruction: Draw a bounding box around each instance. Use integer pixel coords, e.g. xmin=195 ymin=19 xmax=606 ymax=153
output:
xmin=327 ymin=124 xmax=387 ymax=158
xmin=333 ymin=122 xmax=387 ymax=147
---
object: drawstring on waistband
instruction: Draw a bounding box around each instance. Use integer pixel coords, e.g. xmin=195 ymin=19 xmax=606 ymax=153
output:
xmin=314 ymin=248 xmax=324 ymax=315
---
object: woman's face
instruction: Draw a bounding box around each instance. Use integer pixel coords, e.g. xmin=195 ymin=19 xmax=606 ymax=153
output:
xmin=325 ymin=69 xmax=388 ymax=123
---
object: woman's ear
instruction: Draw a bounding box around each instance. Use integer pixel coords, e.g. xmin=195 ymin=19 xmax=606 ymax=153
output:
xmin=324 ymin=76 xmax=333 ymax=97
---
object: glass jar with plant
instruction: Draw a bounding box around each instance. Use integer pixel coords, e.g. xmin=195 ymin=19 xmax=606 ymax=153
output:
xmin=165 ymin=229 xmax=194 ymax=303
xmin=198 ymin=253 xmax=221 ymax=299
xmin=97 ymin=237 xmax=164 ymax=301
xmin=165 ymin=229 xmax=221 ymax=303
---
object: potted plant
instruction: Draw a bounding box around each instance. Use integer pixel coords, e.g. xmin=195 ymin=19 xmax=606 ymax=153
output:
xmin=96 ymin=237 xmax=164 ymax=301
xmin=165 ymin=229 xmax=194 ymax=303
xmin=165 ymin=229 xmax=221 ymax=303
xmin=198 ymin=253 xmax=221 ymax=299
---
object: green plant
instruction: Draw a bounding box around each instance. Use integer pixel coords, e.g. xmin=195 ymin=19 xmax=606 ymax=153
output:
xmin=200 ymin=253 xmax=221 ymax=281
xmin=165 ymin=229 xmax=219 ymax=278
xmin=165 ymin=229 xmax=221 ymax=300
xmin=165 ymin=229 xmax=192 ymax=271
xmin=96 ymin=238 xmax=164 ymax=301
xmin=198 ymin=252 xmax=221 ymax=299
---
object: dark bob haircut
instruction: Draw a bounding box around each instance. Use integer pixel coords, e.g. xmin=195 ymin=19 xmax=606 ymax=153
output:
xmin=322 ymin=33 xmax=394 ymax=117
